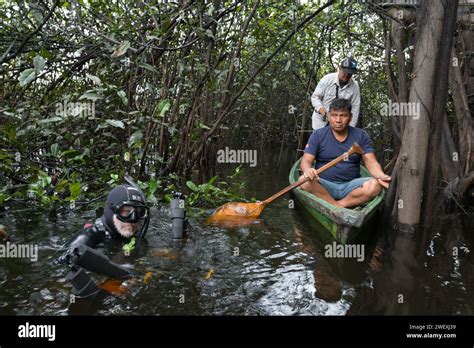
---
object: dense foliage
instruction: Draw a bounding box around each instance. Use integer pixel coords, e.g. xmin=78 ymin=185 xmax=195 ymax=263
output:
xmin=0 ymin=0 xmax=389 ymax=209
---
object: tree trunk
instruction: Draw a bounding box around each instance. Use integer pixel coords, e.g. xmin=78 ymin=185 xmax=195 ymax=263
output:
xmin=421 ymin=0 xmax=459 ymax=235
xmin=375 ymin=0 xmax=456 ymax=315
xmin=396 ymin=0 xmax=447 ymax=228
xmin=449 ymin=47 xmax=473 ymax=175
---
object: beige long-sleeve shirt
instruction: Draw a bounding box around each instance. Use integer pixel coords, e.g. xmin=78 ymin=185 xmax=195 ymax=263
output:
xmin=311 ymin=72 xmax=360 ymax=130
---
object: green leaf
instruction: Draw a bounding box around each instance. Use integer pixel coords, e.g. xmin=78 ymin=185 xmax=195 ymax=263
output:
xmin=105 ymin=119 xmax=125 ymax=129
xmin=117 ymin=90 xmax=128 ymax=105
xmin=122 ymin=237 xmax=136 ymax=253
xmin=158 ymin=99 xmax=171 ymax=117
xmin=40 ymin=48 xmax=52 ymax=59
xmin=197 ymin=122 xmax=211 ymax=130
xmin=50 ymin=143 xmax=59 ymax=156
xmin=86 ymin=73 xmax=102 ymax=84
xmin=128 ymin=130 xmax=143 ymax=147
xmin=284 ymin=60 xmax=291 ymax=71
xmin=19 ymin=69 xmax=36 ymax=86
xmin=68 ymin=182 xmax=81 ymax=201
xmin=149 ymin=177 xmax=158 ymax=195
xmin=186 ymin=181 xmax=199 ymax=192
xmin=113 ymin=41 xmax=131 ymax=57
xmin=33 ymin=55 xmax=45 ymax=74
xmin=205 ymin=29 xmax=215 ymax=39
xmin=60 ymin=149 xmax=80 ymax=158
xmin=124 ymin=151 xmax=130 ymax=161
xmin=79 ymin=91 xmax=102 ymax=101
xmin=55 ymin=178 xmax=69 ymax=192
xmin=207 ymin=175 xmax=218 ymax=186
xmin=37 ymin=117 xmax=62 ymax=124
xmin=31 ymin=8 xmax=44 ymax=24
xmin=138 ymin=62 xmax=159 ymax=74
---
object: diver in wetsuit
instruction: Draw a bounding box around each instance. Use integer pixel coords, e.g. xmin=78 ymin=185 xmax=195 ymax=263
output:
xmin=62 ymin=182 xmax=150 ymax=251
xmin=55 ymin=177 xmax=150 ymax=298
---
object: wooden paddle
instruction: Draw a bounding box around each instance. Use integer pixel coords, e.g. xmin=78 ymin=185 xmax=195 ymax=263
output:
xmin=207 ymin=142 xmax=365 ymax=222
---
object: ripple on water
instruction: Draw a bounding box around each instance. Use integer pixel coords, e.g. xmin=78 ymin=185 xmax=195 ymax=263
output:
xmin=0 ymin=201 xmax=367 ymax=316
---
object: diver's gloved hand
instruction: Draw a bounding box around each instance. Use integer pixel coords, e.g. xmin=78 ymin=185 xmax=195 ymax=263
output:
xmin=53 ymin=245 xmax=130 ymax=280
xmin=71 ymin=245 xmax=131 ymax=279
xmin=52 ymin=248 xmax=74 ymax=266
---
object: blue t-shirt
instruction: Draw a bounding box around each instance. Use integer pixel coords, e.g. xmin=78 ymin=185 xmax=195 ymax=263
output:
xmin=304 ymin=126 xmax=374 ymax=182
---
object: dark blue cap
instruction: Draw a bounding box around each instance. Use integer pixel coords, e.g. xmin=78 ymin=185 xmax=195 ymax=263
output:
xmin=340 ymin=57 xmax=358 ymax=74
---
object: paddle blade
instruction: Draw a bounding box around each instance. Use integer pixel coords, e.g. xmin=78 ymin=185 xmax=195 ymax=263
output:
xmin=207 ymin=202 xmax=265 ymax=222
xmin=206 ymin=215 xmax=264 ymax=227
xmin=99 ymin=279 xmax=130 ymax=297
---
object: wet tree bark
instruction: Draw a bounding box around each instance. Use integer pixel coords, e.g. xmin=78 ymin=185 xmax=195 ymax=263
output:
xmin=420 ymin=0 xmax=459 ymax=236
xmin=396 ymin=0 xmax=448 ymax=229
xmin=376 ymin=0 xmax=461 ymax=315
xmin=449 ymin=47 xmax=474 ymax=176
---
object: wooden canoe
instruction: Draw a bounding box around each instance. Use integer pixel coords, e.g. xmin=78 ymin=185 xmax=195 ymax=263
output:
xmin=289 ymin=158 xmax=384 ymax=244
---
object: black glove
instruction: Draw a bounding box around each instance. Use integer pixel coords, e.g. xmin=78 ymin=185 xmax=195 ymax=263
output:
xmin=52 ymin=248 xmax=74 ymax=266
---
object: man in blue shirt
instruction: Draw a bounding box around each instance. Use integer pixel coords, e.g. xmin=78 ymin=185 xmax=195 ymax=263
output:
xmin=301 ymin=98 xmax=391 ymax=208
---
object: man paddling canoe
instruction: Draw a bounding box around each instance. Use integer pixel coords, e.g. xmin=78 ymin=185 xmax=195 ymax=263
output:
xmin=300 ymin=98 xmax=391 ymax=208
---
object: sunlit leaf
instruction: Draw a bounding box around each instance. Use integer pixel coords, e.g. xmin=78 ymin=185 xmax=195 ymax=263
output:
xmin=113 ymin=41 xmax=131 ymax=57
xmin=105 ymin=119 xmax=125 ymax=129
xmin=68 ymin=182 xmax=81 ymax=201
xmin=143 ymin=272 xmax=153 ymax=284
xmin=158 ymin=99 xmax=171 ymax=117
xmin=128 ymin=130 xmax=143 ymax=147
xmin=79 ymin=91 xmax=102 ymax=101
xmin=31 ymin=8 xmax=44 ymax=24
xmin=205 ymin=29 xmax=215 ymax=39
xmin=205 ymin=269 xmax=215 ymax=280
xmin=19 ymin=69 xmax=36 ymax=86
xmin=197 ymin=122 xmax=211 ymax=130
xmin=86 ymin=73 xmax=102 ymax=84
xmin=149 ymin=177 xmax=158 ymax=195
xmin=33 ymin=55 xmax=45 ymax=74
xmin=186 ymin=181 xmax=198 ymax=192
xmin=50 ymin=143 xmax=59 ymax=156
xmin=37 ymin=117 xmax=62 ymax=124
xmin=122 ymin=237 xmax=136 ymax=253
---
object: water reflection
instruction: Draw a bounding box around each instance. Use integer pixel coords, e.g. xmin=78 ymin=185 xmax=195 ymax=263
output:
xmin=0 ymin=149 xmax=472 ymax=316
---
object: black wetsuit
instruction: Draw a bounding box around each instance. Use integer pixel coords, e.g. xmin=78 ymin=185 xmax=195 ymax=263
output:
xmin=54 ymin=183 xmax=149 ymax=300
xmin=56 ymin=184 xmax=149 ymax=264
xmin=55 ymin=218 xmax=117 ymax=265
xmin=68 ymin=218 xmax=109 ymax=249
